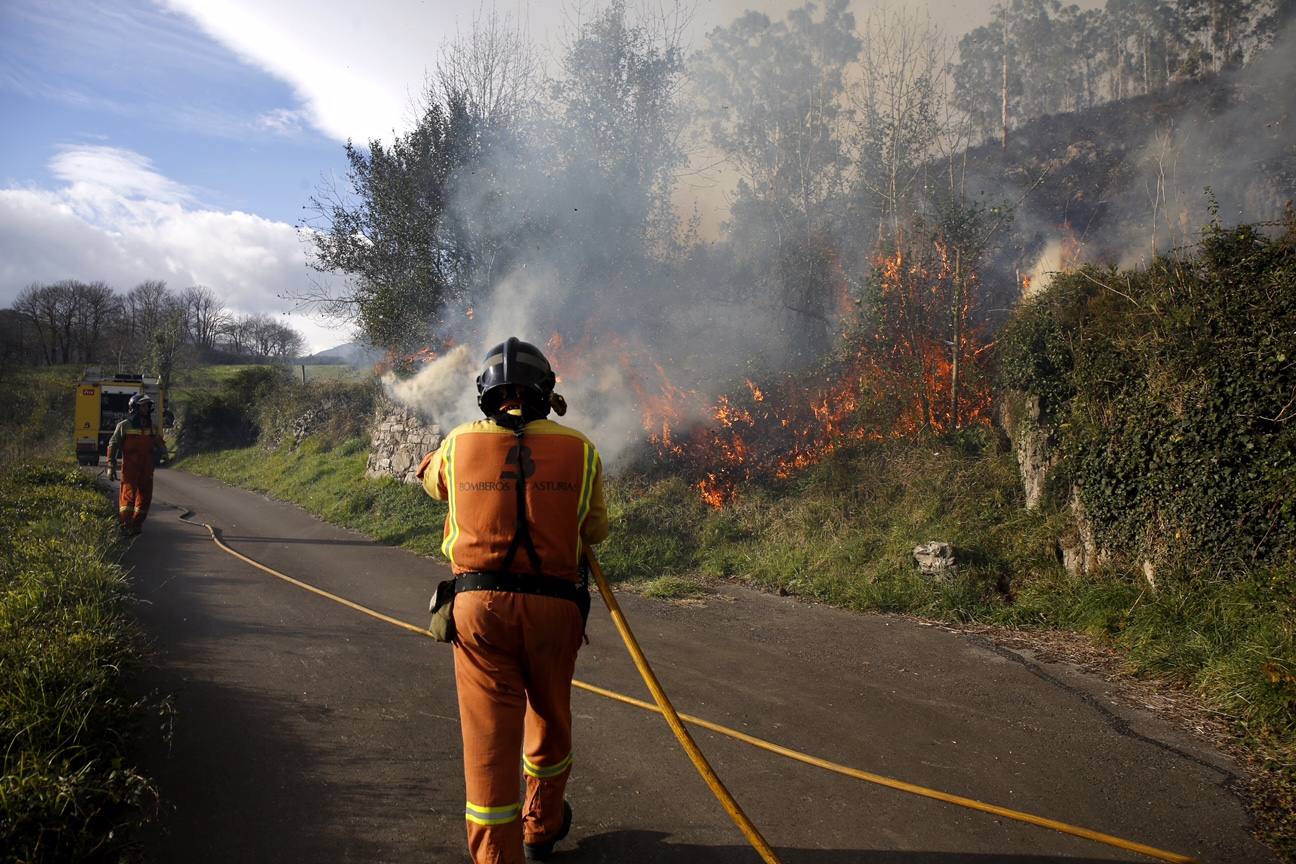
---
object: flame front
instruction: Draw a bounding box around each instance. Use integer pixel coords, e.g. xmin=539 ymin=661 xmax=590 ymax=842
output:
xmin=536 ymin=249 xmax=996 ymax=510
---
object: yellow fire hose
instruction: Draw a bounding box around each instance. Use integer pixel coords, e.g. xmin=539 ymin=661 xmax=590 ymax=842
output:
xmin=582 ymin=548 xmax=782 ymax=862
xmin=175 ymin=509 xmax=1196 ymax=864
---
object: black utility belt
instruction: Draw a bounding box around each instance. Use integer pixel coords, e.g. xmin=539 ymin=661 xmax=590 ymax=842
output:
xmin=456 ymin=572 xmax=587 ymax=604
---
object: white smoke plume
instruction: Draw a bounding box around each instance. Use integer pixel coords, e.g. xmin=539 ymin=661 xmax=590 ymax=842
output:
xmin=382 ymin=345 xmax=479 ymax=431
xmin=381 ymin=267 xmax=686 ymax=466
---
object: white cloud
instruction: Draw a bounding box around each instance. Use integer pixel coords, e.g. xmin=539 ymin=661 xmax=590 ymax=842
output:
xmin=0 ymin=146 xmax=350 ymax=353
xmin=49 ymin=144 xmax=193 ymax=210
xmin=157 ymin=0 xmax=453 ymax=143
xmin=256 ymin=106 xmax=310 ymax=136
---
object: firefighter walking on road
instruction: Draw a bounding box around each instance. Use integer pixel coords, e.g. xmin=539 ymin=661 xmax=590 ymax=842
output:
xmin=107 ymin=393 xmax=167 ymax=536
xmin=418 ymin=337 xmax=608 ymax=864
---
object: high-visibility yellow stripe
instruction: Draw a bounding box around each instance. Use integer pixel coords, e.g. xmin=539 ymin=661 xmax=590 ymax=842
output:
xmin=465 ymin=801 xmax=520 ymax=825
xmin=574 ymin=443 xmax=596 ymax=560
xmin=440 ymin=438 xmax=460 ymax=566
xmin=523 ymin=753 xmax=572 ymax=779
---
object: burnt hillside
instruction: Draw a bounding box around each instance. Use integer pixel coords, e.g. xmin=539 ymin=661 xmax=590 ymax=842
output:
xmin=959 ymin=47 xmax=1295 ymax=280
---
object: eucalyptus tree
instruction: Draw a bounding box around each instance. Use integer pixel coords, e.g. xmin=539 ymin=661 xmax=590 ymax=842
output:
xmin=693 ymin=0 xmax=861 ymax=357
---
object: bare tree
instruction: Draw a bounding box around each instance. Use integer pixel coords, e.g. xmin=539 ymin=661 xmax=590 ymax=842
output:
xmin=182 ymin=285 xmax=229 ymax=352
xmin=220 ymin=313 xmax=256 ymax=356
xmin=149 ymin=302 xmax=188 ymax=389
xmin=126 ymin=280 xmax=171 ymax=345
xmin=71 ymin=281 xmax=119 ymax=363
xmin=434 ymin=5 xmax=539 ymax=124
xmin=268 ymin=320 xmax=305 ymax=359
xmin=13 ymin=282 xmax=78 ymax=364
xmin=851 ymin=7 xmax=954 ymax=243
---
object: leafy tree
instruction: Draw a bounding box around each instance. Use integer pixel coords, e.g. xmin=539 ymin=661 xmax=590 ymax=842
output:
xmin=694 ymin=0 xmax=861 ymax=357
xmin=550 ymin=0 xmax=686 ymax=257
xmin=305 ymin=97 xmax=481 ymax=352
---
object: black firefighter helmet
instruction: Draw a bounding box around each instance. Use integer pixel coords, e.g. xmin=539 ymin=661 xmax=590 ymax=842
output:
xmin=128 ymin=392 xmax=154 ymax=417
xmin=476 ymin=337 xmax=557 ymax=420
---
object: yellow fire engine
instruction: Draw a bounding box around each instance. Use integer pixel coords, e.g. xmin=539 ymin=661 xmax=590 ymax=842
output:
xmin=74 ymin=369 xmax=168 ymax=466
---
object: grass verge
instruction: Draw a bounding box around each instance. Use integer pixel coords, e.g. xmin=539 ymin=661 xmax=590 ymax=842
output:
xmin=0 ymin=461 xmax=158 ymax=861
xmin=177 ymin=436 xmax=447 ymax=556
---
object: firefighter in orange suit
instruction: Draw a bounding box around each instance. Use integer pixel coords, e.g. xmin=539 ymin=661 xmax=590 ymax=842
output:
xmin=418 ymin=337 xmax=608 ymax=864
xmin=107 ymin=392 xmax=167 ymax=536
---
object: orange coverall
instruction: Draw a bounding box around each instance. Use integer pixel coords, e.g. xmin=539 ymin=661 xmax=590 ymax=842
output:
xmin=421 ymin=415 xmax=608 ymax=864
xmin=107 ymin=418 xmax=165 ymax=533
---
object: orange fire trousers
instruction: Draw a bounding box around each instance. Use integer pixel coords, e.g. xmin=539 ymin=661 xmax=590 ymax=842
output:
xmin=118 ymin=469 xmax=153 ymax=530
xmin=453 ymin=590 xmax=583 ymax=864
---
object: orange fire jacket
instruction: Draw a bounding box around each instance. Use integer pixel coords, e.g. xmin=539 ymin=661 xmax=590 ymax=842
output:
xmin=106 ymin=419 xmax=165 ymax=481
xmin=420 ymin=415 xmax=609 ymax=581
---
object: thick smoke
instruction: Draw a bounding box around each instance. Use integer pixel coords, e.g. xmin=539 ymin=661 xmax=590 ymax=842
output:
xmin=385 ymin=266 xmax=666 ymax=465
xmin=384 ymin=345 xmax=478 ymax=431
xmin=381 ymin=3 xmax=1296 ymax=467
xmin=378 ymin=5 xmax=815 ymax=467
xmin=1113 ymin=18 xmax=1296 ymax=266
xmin=995 ymin=19 xmax=1296 ymax=285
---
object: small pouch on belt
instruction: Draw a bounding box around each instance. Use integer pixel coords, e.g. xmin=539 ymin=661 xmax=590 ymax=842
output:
xmin=427 ymin=578 xmax=457 ymax=643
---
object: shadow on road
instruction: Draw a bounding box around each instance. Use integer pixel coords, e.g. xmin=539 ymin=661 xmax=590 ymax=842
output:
xmin=127 ymin=518 xmax=456 ymax=862
xmin=567 ymin=831 xmax=1126 ymax=863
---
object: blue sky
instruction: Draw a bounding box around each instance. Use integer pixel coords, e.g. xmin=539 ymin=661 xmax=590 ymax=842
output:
xmin=0 ymin=0 xmax=1005 ymax=352
xmin=0 ymin=2 xmax=340 ymax=223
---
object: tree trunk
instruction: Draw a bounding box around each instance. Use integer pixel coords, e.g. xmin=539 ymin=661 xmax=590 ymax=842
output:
xmin=1001 ymin=21 xmax=1010 ymax=149
xmin=1142 ymin=32 xmax=1150 ymax=93
xmin=950 ymin=247 xmax=961 ymax=429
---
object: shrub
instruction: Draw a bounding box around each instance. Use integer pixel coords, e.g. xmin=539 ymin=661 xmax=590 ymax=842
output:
xmin=996 ymin=220 xmax=1296 ymax=573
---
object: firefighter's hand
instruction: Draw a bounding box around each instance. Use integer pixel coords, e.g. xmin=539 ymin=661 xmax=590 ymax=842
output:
xmin=108 ymin=465 xmax=118 ymax=481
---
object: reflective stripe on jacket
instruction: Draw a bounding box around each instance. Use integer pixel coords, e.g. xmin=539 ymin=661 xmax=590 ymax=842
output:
xmin=422 ymin=416 xmax=608 ymax=580
xmin=107 ymin=419 xmax=164 ymax=477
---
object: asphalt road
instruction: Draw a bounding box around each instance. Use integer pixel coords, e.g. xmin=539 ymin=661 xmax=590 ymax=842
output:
xmin=124 ymin=468 xmax=1276 ymax=864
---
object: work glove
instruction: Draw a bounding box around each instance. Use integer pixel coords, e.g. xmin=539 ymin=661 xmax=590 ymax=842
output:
xmin=108 ymin=465 xmax=118 ymax=482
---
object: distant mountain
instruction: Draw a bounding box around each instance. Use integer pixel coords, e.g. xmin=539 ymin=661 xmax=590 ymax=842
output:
xmin=302 ymin=341 xmax=384 ymax=366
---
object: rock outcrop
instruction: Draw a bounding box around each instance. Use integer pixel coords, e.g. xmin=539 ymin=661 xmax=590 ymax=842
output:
xmin=1000 ymin=390 xmax=1111 ymax=580
xmin=998 ymin=391 xmax=1056 ymax=511
xmin=365 ymin=396 xmax=441 ymax=485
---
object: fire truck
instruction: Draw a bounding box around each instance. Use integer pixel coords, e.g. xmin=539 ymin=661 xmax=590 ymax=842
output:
xmin=74 ymin=369 xmax=168 ymax=466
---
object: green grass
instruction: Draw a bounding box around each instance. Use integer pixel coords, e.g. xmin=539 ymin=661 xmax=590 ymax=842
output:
xmin=0 ymin=460 xmax=158 ymax=861
xmin=0 ymin=364 xmax=162 ymax=860
xmin=600 ymin=435 xmax=1064 ymax=618
xmin=172 ymin=362 xmax=361 ymax=389
xmin=178 ymin=436 xmax=447 ymax=556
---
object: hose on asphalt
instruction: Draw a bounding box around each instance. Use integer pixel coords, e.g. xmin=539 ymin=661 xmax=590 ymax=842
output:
xmin=583 ymin=548 xmax=781 ymax=863
xmin=174 ymin=508 xmax=1196 ymax=864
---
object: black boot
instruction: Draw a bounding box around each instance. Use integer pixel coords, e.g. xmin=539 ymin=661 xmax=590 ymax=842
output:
xmin=524 ymin=801 xmax=572 ymax=861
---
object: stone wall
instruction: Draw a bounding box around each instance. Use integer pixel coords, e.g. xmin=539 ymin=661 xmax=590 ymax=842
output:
xmin=365 ymin=396 xmax=442 ymax=485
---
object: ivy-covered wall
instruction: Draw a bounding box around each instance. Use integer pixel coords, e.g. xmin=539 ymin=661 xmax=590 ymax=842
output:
xmin=996 ymin=219 xmax=1296 ymax=580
